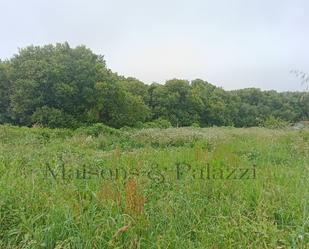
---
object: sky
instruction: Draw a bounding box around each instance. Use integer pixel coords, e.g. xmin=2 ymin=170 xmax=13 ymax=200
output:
xmin=0 ymin=0 xmax=308 ymax=91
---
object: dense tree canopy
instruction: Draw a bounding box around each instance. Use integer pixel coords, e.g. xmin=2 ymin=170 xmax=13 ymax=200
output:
xmin=0 ymin=61 xmax=11 ymax=123
xmin=0 ymin=43 xmax=308 ymax=128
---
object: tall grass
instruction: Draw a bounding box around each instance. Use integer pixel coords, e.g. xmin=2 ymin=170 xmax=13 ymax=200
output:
xmin=0 ymin=125 xmax=308 ymax=248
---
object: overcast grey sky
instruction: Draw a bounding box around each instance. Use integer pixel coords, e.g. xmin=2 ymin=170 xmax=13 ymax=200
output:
xmin=0 ymin=0 xmax=308 ymax=91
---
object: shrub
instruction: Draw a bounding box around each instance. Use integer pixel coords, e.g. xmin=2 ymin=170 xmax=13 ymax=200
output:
xmin=142 ymin=118 xmax=172 ymax=129
xmin=262 ymin=116 xmax=289 ymax=129
xmin=77 ymin=123 xmax=120 ymax=137
xmin=191 ymin=122 xmax=200 ymax=128
xmin=31 ymin=106 xmax=79 ymax=128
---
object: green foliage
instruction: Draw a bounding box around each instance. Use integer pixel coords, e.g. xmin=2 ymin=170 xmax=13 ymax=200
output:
xmin=0 ymin=43 xmax=308 ymax=129
xmin=0 ymin=62 xmax=11 ymax=123
xmin=191 ymin=122 xmax=200 ymax=128
xmin=142 ymin=118 xmax=172 ymax=129
xmin=8 ymin=43 xmax=105 ymax=126
xmin=94 ymin=81 xmax=150 ymax=128
xmin=300 ymin=93 xmax=309 ymax=119
xmin=262 ymin=116 xmax=290 ymax=129
xmin=0 ymin=125 xmax=308 ymax=248
xmin=76 ymin=123 xmax=120 ymax=137
xmin=149 ymin=79 xmax=202 ymax=127
xmin=31 ymin=106 xmax=78 ymax=128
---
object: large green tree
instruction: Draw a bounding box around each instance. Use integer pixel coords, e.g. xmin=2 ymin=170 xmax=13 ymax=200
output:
xmin=0 ymin=61 xmax=11 ymax=123
xmin=9 ymin=43 xmax=107 ymax=127
xmin=94 ymin=81 xmax=150 ymax=128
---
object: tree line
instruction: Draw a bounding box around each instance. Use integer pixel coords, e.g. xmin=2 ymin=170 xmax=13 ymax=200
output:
xmin=0 ymin=43 xmax=308 ymax=128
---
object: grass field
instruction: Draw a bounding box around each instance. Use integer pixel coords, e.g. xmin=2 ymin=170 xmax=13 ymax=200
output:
xmin=0 ymin=124 xmax=308 ymax=248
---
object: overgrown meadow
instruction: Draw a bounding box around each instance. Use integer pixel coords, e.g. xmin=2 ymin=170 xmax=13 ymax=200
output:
xmin=0 ymin=124 xmax=308 ymax=248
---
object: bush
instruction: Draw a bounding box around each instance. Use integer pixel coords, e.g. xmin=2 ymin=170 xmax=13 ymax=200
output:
xmin=76 ymin=123 xmax=120 ymax=137
xmin=31 ymin=106 xmax=80 ymax=128
xmin=191 ymin=122 xmax=200 ymax=128
xmin=142 ymin=118 xmax=172 ymax=129
xmin=262 ymin=116 xmax=289 ymax=129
